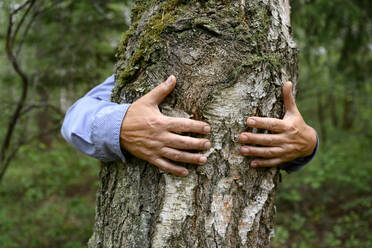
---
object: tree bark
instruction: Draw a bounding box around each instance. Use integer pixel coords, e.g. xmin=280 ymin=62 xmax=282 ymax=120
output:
xmin=89 ymin=0 xmax=297 ymax=247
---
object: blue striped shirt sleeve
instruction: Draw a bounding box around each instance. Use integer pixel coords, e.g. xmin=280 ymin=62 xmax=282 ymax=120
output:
xmin=61 ymin=75 xmax=130 ymax=162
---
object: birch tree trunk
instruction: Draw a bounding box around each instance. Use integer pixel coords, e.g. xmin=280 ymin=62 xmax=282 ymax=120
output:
xmin=89 ymin=0 xmax=297 ymax=247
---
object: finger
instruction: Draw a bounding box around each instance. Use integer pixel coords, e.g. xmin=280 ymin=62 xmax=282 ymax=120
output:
xmin=141 ymin=75 xmax=176 ymax=105
xmin=167 ymin=117 xmax=211 ymax=134
xmin=240 ymin=146 xmax=284 ymax=158
xmin=283 ymin=81 xmax=299 ymax=114
xmin=150 ymin=157 xmax=189 ymax=177
xmin=250 ymin=158 xmax=283 ymax=168
xmin=239 ymin=132 xmax=283 ymax=146
xmin=246 ymin=117 xmax=286 ymax=133
xmin=160 ymin=147 xmax=207 ymax=165
xmin=163 ymin=133 xmax=211 ymax=150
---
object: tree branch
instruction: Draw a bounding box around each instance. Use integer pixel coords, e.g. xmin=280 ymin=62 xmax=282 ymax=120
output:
xmin=0 ymin=0 xmax=63 ymax=182
xmin=16 ymin=8 xmax=41 ymax=57
xmin=10 ymin=0 xmax=35 ymax=50
xmin=20 ymin=102 xmax=63 ymax=116
xmin=10 ymin=0 xmax=33 ymax=15
xmin=0 ymin=2 xmax=34 ymax=182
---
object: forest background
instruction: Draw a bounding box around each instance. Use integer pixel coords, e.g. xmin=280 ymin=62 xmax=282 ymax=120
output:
xmin=0 ymin=0 xmax=371 ymax=247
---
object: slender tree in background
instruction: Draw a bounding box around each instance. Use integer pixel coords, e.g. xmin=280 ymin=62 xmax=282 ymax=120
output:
xmin=0 ymin=0 xmax=130 ymax=182
xmin=89 ymin=0 xmax=297 ymax=247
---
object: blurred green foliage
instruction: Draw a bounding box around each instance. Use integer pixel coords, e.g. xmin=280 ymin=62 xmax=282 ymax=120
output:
xmin=0 ymin=141 xmax=99 ymax=248
xmin=272 ymin=0 xmax=372 ymax=247
xmin=0 ymin=0 xmax=130 ymax=247
xmin=0 ymin=0 xmax=371 ymax=247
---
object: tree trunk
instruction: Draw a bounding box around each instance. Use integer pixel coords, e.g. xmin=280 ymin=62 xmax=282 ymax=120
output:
xmin=89 ymin=0 xmax=297 ymax=247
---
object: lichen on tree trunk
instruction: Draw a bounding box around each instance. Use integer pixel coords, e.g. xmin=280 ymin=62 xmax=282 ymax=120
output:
xmin=89 ymin=0 xmax=297 ymax=247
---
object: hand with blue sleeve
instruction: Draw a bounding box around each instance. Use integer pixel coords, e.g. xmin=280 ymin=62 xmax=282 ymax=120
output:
xmin=61 ymin=75 xmax=318 ymax=176
xmin=61 ymin=75 xmax=211 ymax=177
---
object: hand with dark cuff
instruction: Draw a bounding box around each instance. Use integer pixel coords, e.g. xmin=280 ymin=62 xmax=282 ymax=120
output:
xmin=239 ymin=82 xmax=318 ymax=169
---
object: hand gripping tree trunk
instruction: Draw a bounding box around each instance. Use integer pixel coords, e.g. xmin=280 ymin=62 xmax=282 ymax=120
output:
xmin=89 ymin=0 xmax=297 ymax=247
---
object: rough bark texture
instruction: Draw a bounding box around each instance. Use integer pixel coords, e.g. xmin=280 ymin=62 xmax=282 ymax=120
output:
xmin=89 ymin=0 xmax=297 ymax=247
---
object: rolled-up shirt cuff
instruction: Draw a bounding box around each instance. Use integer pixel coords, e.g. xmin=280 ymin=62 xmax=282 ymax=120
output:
xmin=279 ymin=134 xmax=319 ymax=173
xmin=91 ymin=103 xmax=131 ymax=163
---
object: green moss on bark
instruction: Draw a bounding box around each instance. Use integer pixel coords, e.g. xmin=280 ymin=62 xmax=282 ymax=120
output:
xmin=112 ymin=0 xmax=287 ymax=103
xmin=112 ymin=0 xmax=189 ymax=102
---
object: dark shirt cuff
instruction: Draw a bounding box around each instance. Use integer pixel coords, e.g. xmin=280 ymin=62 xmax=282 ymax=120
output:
xmin=279 ymin=134 xmax=319 ymax=174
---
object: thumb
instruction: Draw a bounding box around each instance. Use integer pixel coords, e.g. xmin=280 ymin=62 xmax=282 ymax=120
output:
xmin=142 ymin=75 xmax=176 ymax=105
xmin=283 ymin=81 xmax=299 ymax=114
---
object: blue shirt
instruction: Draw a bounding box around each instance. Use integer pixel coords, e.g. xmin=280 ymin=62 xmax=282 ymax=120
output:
xmin=61 ymin=75 xmax=318 ymax=173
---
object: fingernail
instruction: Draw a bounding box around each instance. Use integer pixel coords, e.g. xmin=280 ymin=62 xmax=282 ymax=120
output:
xmin=204 ymin=141 xmax=211 ymax=149
xmin=203 ymin=126 xmax=210 ymax=133
xmin=241 ymin=135 xmax=248 ymax=142
xmin=251 ymin=161 xmax=258 ymax=167
xmin=248 ymin=119 xmax=256 ymax=125
xmin=166 ymin=75 xmax=174 ymax=85
xmin=199 ymin=156 xmax=207 ymax=164
xmin=241 ymin=147 xmax=249 ymax=153
xmin=182 ymin=170 xmax=189 ymax=176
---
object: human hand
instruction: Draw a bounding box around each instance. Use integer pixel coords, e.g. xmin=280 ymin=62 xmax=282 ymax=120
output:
xmin=239 ymin=82 xmax=317 ymax=168
xmin=120 ymin=75 xmax=211 ymax=177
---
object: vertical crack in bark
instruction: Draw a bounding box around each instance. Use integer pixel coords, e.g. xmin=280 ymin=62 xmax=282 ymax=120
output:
xmin=238 ymin=169 xmax=276 ymax=246
xmin=152 ymin=172 xmax=197 ymax=247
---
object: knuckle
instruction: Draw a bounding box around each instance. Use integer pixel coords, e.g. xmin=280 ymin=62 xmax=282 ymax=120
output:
xmin=287 ymin=122 xmax=295 ymax=130
xmin=159 ymin=83 xmax=168 ymax=92
xmin=287 ymin=121 xmax=296 ymax=131
xmin=143 ymin=149 xmax=155 ymax=159
xmin=189 ymin=139 xmax=200 ymax=149
xmin=148 ymin=118 xmax=158 ymax=128
xmin=182 ymin=121 xmax=191 ymax=131
xmin=173 ymin=151 xmax=182 ymax=161
xmin=194 ymin=155 xmax=202 ymax=164
xmin=293 ymin=144 xmax=303 ymax=154
xmin=161 ymin=165 xmax=172 ymax=172
xmin=152 ymin=116 xmax=167 ymax=128
xmin=146 ymin=140 xmax=160 ymax=149
xmin=150 ymin=157 xmax=162 ymax=168
xmin=278 ymin=146 xmax=286 ymax=155
xmin=267 ymin=122 xmax=275 ymax=131
xmin=266 ymin=137 xmax=274 ymax=146
xmin=196 ymin=140 xmax=204 ymax=149
xmin=266 ymin=122 xmax=275 ymax=129
xmin=265 ymin=149 xmax=274 ymax=157
xmin=179 ymin=138 xmax=190 ymax=149
xmin=160 ymin=147 xmax=170 ymax=157
xmin=292 ymin=127 xmax=300 ymax=136
xmin=283 ymin=123 xmax=291 ymax=132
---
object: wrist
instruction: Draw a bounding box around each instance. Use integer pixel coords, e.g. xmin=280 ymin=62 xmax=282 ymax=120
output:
xmin=304 ymin=126 xmax=317 ymax=157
